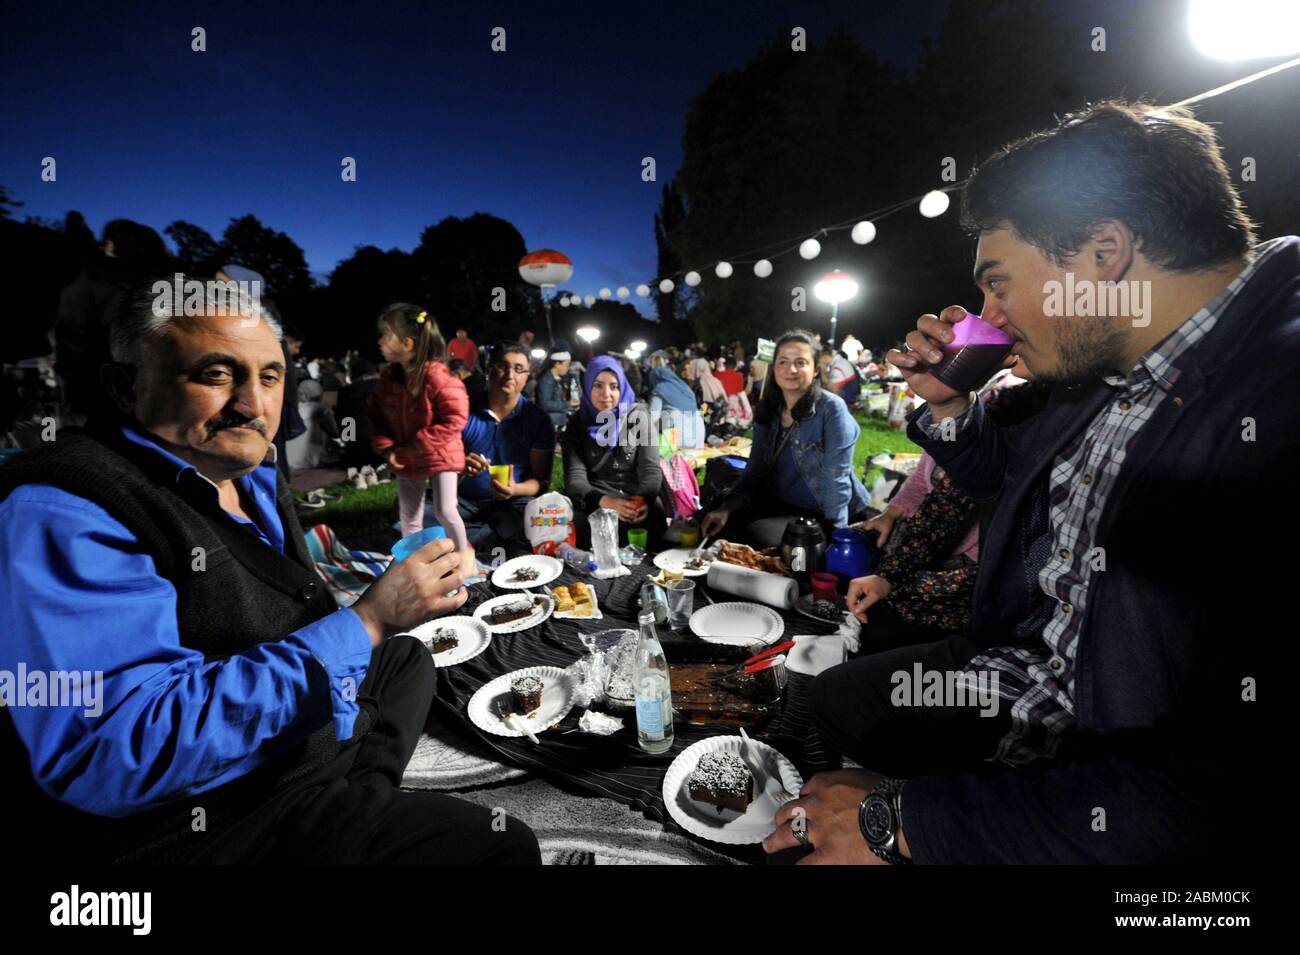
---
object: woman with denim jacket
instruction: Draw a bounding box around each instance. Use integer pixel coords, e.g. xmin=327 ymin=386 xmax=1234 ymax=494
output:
xmin=701 ymin=329 xmax=868 ymax=547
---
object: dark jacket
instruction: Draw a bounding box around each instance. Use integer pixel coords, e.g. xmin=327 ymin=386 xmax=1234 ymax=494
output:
xmin=336 ymin=376 xmax=381 ymax=468
xmin=52 ymin=256 xmax=135 ymax=415
xmin=536 ymin=371 xmax=574 ymax=428
xmin=0 ymin=416 xmax=340 ymax=863
xmin=900 ymin=237 xmax=1298 ymax=863
xmin=561 ymin=402 xmax=662 ymax=511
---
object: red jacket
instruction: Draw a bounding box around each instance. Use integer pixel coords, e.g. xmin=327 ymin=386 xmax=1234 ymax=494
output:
xmin=366 ymin=360 xmax=468 ymax=477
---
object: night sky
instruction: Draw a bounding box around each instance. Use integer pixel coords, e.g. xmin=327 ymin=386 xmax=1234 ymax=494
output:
xmin=0 ymin=0 xmax=948 ymax=308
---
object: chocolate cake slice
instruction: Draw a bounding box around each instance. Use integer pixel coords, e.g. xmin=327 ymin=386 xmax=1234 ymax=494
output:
xmin=510 ymin=675 xmax=545 ymax=716
xmin=487 ymin=597 xmax=539 ymax=626
xmin=430 ymin=628 xmax=459 ymax=654
xmin=687 ymin=751 xmax=754 ymax=814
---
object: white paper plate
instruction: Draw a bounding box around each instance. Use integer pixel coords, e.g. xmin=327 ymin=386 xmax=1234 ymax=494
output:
xmin=467 ymin=666 xmax=575 ymax=737
xmin=402 ymin=615 xmax=492 ymax=667
xmin=491 ymin=554 xmax=563 ymax=590
xmin=653 ymin=548 xmax=713 ymax=577
xmin=663 ymin=735 xmax=804 ymax=845
xmin=473 ymin=593 xmax=555 ymax=633
xmin=689 ymin=602 xmax=784 ymax=646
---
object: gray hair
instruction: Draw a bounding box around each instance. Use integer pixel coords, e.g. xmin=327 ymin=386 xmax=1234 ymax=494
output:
xmin=109 ymin=274 xmax=282 ymax=365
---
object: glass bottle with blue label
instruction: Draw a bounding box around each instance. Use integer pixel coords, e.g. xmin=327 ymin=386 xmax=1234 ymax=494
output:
xmin=634 ymin=610 xmax=674 ymax=754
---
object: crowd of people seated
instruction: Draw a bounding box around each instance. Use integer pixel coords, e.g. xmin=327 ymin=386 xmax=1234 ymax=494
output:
xmin=0 ymin=100 xmax=1287 ymax=864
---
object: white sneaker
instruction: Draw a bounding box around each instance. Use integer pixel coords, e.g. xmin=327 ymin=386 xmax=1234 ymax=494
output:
xmin=353 ymin=471 xmax=368 ymax=490
xmin=362 ymin=465 xmax=379 ymax=488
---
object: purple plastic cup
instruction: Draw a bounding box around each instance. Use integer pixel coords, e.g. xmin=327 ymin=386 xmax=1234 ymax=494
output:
xmin=928 ymin=311 xmax=1015 ymax=392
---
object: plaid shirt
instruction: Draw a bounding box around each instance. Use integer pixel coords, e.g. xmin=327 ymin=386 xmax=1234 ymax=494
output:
xmin=928 ymin=239 xmax=1286 ymax=765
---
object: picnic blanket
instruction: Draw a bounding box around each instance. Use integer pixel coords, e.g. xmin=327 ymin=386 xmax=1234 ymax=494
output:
xmin=676 ymin=436 xmax=752 ymax=468
xmin=304 ymin=524 xmax=391 ymax=607
xmin=305 ymin=523 xmax=490 ymax=607
xmin=428 ymin=561 xmax=846 ymax=864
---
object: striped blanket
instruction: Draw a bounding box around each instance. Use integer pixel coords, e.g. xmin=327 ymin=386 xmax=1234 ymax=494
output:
xmin=303 ymin=524 xmax=391 ymax=607
xmin=304 ymin=524 xmax=491 ymax=606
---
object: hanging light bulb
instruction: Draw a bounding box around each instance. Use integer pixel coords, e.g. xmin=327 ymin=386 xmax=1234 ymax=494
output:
xmin=635 ymin=284 xmax=650 ymax=297
xmin=659 ymin=279 xmax=674 ymax=294
xmin=851 ymin=221 xmax=877 ymax=244
xmin=715 ymin=261 xmax=733 ymax=278
xmin=919 ymin=190 xmax=951 ymax=218
xmin=684 ymin=270 xmax=701 ymax=287
xmin=799 ymin=238 xmax=821 ymax=260
xmin=753 ymin=259 xmax=773 ymax=278
xmin=616 ymin=286 xmax=629 ymax=298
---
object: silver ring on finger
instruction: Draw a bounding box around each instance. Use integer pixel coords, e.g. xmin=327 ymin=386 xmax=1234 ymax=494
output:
xmin=791 ymin=819 xmax=809 ymax=847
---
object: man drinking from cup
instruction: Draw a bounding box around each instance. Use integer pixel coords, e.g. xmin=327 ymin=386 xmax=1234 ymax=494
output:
xmin=772 ymin=100 xmax=1295 ymax=864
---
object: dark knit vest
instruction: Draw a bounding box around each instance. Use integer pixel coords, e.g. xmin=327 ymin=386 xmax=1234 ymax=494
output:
xmin=0 ymin=417 xmax=343 ymax=863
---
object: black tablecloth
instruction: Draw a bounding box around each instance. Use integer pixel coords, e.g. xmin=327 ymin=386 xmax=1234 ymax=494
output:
xmin=428 ymin=560 xmax=845 ymax=861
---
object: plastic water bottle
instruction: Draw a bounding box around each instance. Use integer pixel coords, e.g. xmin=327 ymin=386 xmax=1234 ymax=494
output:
xmin=634 ymin=610 xmax=674 ymax=754
xmin=556 ymin=543 xmax=597 ymax=574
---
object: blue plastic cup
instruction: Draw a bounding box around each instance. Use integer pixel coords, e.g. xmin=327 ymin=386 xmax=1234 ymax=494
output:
xmin=391 ymin=525 xmax=447 ymax=564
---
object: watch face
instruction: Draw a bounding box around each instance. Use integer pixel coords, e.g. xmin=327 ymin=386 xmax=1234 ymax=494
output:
xmin=862 ymin=794 xmax=894 ymax=843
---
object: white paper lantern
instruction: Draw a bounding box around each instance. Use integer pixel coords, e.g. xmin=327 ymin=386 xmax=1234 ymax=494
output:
xmin=753 ymin=259 xmax=773 ymax=278
xmin=851 ymin=221 xmax=877 ymax=244
xmin=583 ymin=295 xmax=596 ymax=306
xmin=684 ymin=270 xmax=701 ymax=287
xmin=635 ymin=284 xmax=650 ymax=297
xmin=616 ymin=286 xmax=629 ymax=298
xmin=599 ymin=287 xmax=611 ymax=299
xmin=658 ymin=279 xmax=674 ymax=294
xmin=715 ymin=261 xmax=733 ymax=278
xmin=919 ymin=190 xmax=951 ymax=218
xmin=799 ymin=238 xmax=821 ymax=260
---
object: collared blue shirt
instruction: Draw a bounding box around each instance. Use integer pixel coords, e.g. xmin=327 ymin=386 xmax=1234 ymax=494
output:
xmin=460 ymin=394 xmax=557 ymax=502
xmin=0 ymin=423 xmax=373 ymax=818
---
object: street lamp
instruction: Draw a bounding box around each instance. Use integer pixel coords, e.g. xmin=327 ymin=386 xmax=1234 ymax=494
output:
xmin=576 ymin=326 xmax=600 ymax=344
xmin=814 ymin=270 xmax=859 ymax=349
xmin=630 ymin=340 xmax=647 ymax=352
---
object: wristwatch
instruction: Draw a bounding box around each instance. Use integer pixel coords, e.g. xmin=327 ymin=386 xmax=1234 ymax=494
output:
xmin=859 ymin=778 xmax=912 ymax=865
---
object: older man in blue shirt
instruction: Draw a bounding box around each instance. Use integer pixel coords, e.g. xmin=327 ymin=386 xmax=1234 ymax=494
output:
xmin=0 ymin=279 xmax=539 ymax=864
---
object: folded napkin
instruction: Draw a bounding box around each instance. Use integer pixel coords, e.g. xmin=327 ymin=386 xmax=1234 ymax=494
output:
xmin=787 ymin=614 xmax=862 ymax=676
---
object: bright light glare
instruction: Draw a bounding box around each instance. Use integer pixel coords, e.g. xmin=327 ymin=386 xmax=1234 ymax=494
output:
xmin=814 ymin=272 xmax=859 ymax=305
xmin=1189 ymin=0 xmax=1300 ymax=60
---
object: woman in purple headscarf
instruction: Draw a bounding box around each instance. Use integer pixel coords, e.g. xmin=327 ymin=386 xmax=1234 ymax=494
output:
xmin=561 ymin=355 xmax=665 ymax=549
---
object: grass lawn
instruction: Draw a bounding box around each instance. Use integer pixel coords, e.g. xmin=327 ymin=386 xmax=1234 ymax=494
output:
xmin=299 ymin=408 xmax=920 ymax=540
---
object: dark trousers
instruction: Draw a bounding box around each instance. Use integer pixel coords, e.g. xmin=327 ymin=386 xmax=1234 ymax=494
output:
xmin=190 ymin=635 xmax=540 ymax=864
xmin=810 ymin=635 xmax=1012 ymax=777
xmin=572 ymin=497 xmax=668 ymax=550
xmin=726 ymin=490 xmax=839 ymax=549
xmin=457 ymin=494 xmax=533 ymax=556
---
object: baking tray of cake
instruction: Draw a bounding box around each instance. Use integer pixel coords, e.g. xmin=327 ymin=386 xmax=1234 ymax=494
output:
xmin=662 ymin=640 xmax=784 ymax=729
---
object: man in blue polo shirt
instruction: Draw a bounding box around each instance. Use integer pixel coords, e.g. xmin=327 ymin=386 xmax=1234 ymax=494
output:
xmin=457 ymin=340 xmax=557 ymax=556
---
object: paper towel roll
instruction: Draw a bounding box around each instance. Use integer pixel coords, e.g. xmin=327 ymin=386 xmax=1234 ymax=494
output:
xmin=705 ymin=560 xmax=797 ymax=609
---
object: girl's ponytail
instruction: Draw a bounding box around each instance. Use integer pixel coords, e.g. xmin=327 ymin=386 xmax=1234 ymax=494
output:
xmin=378 ymin=303 xmax=447 ymax=398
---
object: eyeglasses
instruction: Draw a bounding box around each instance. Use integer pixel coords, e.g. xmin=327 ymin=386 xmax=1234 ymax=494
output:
xmin=493 ymin=362 xmax=530 ymax=376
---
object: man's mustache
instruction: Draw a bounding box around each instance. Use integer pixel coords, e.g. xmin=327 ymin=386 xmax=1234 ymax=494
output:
xmin=206 ymin=415 xmax=267 ymax=437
